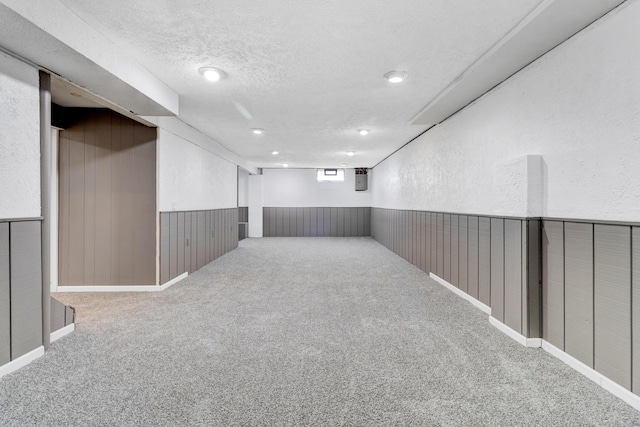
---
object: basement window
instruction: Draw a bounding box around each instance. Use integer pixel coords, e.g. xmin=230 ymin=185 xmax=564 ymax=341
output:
xmin=317 ymin=168 xmax=345 ymax=182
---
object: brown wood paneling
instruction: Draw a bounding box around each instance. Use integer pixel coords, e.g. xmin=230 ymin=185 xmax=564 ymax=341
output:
xmin=564 ymin=222 xmax=594 ymax=367
xmin=411 ymin=211 xmax=418 ymax=266
xmin=118 ymin=115 xmax=135 ymax=284
xmin=68 ymin=120 xmax=85 ymax=285
xmin=405 ymin=211 xmax=411 ymax=260
xmin=296 ymin=208 xmax=304 ymax=236
xmin=184 ymin=212 xmax=192 ymax=274
xmin=10 ymin=221 xmax=43 ymax=359
xmin=0 ymin=223 xmax=9 ymax=365
xmin=160 ymin=213 xmax=170 ymax=285
xmin=437 ymin=213 xmax=444 ymax=277
xmin=458 ymin=215 xmax=468 ymax=293
xmin=633 ymin=227 xmax=640 ymax=393
xmin=83 ymin=117 xmax=96 ymax=285
xmin=364 ymin=207 xmax=371 ymax=236
xmin=262 ymin=208 xmax=270 ymax=237
xmin=430 ymin=212 xmax=437 ymax=273
xmin=337 ymin=208 xmax=345 ymax=237
xmin=223 ymin=210 xmax=229 ymax=255
xmin=504 ymin=219 xmax=522 ymax=333
xmin=169 ymin=212 xmax=178 ymax=280
xmin=216 ymin=210 xmax=222 ymax=258
xmin=542 ymin=220 xmax=565 ymax=349
xmin=357 ymin=208 xmax=367 ymax=237
xmin=59 ymin=110 xmax=156 ymax=286
xmin=315 ymin=208 xmax=323 ymax=236
xmin=58 ymin=125 xmax=71 ymax=286
xmin=190 ymin=212 xmax=198 ymax=273
xmin=132 ymin=126 xmax=157 ymax=284
xmin=444 ymin=214 xmax=451 ymax=282
xmin=468 ymin=216 xmax=480 ymax=299
xmin=222 ymin=210 xmax=226 ymax=256
xmin=451 ymin=215 xmax=459 ymax=287
xmin=478 ymin=217 xmax=491 ymax=306
xmin=490 ymin=218 xmax=505 ymax=322
xmin=418 ymin=212 xmax=425 ymax=272
xmin=205 ymin=210 xmax=212 ymax=263
xmin=177 ymin=212 xmax=185 ymax=276
xmin=351 ymin=208 xmax=359 ymax=238
xmin=289 ymin=208 xmax=297 ymax=237
xmin=425 ymin=211 xmax=431 ymax=273
xmin=283 ymin=207 xmax=292 ymax=237
xmin=50 ymin=297 xmax=66 ymax=333
xmin=94 ymin=113 xmax=112 ymax=285
xmin=320 ymin=208 xmax=328 ymax=237
xmin=594 ymin=224 xmax=631 ymax=390
xmin=197 ymin=211 xmax=206 ymax=269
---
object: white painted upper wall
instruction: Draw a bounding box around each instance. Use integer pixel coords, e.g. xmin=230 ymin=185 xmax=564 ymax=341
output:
xmin=157 ymin=125 xmax=237 ymax=211
xmin=263 ymin=168 xmax=371 ymax=207
xmin=372 ymin=1 xmax=640 ymax=222
xmin=238 ymin=169 xmax=249 ymax=207
xmin=0 ymin=52 xmax=40 ymax=219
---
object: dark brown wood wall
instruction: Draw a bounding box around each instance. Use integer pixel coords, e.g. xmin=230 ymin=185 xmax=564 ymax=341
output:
xmin=59 ymin=109 xmax=157 ymax=286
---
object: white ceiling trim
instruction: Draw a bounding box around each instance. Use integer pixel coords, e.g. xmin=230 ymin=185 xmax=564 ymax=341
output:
xmin=411 ymin=0 xmax=626 ymax=126
xmin=0 ymin=0 xmax=179 ymax=116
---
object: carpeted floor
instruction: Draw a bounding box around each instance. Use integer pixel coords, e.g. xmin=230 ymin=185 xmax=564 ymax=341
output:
xmin=1 ymin=237 xmax=639 ymax=426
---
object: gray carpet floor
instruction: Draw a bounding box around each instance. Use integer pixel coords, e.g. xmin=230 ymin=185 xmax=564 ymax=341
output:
xmin=1 ymin=237 xmax=640 ymax=426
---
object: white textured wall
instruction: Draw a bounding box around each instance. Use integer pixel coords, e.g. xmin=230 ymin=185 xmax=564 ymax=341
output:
xmin=0 ymin=52 xmax=40 ymax=219
xmin=262 ymin=169 xmax=371 ymax=207
xmin=248 ymin=175 xmax=263 ymax=237
xmin=238 ymin=169 xmax=249 ymax=207
xmin=372 ymin=2 xmax=640 ymax=221
xmin=157 ymin=127 xmax=237 ymax=211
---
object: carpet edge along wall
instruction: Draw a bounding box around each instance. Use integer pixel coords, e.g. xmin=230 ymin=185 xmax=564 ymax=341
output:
xmin=371 ymin=207 xmax=640 ymax=397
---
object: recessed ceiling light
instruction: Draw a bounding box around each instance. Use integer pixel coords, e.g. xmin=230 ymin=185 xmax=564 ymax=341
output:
xmin=339 ymin=163 xmax=347 ymax=167
xmin=70 ymin=92 xmax=82 ymax=97
xmin=199 ymin=67 xmax=226 ymax=82
xmin=347 ymin=151 xmax=355 ymax=157
xmin=282 ymin=163 xmax=289 ymax=168
xmin=384 ymin=71 xmax=408 ymax=83
xmin=272 ymin=151 xmax=279 ymax=155
xmin=358 ymin=129 xmax=369 ymax=136
xmin=252 ymin=128 xmax=264 ymax=135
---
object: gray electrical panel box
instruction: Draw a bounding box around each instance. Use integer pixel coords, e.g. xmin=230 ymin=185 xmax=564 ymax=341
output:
xmin=355 ymin=168 xmax=368 ymax=191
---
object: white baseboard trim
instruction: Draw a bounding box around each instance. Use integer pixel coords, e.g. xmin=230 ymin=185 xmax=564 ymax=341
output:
xmin=429 ymin=273 xmax=491 ymax=315
xmin=0 ymin=346 xmax=45 ymax=379
xmin=488 ymin=316 xmax=541 ymax=348
xmin=159 ymin=272 xmax=188 ymax=290
xmin=55 ymin=272 xmax=188 ymax=293
xmin=541 ymin=340 xmax=640 ymax=411
xmin=50 ymin=323 xmax=75 ymax=343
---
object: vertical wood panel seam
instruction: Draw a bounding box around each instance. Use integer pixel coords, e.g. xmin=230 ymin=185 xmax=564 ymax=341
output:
xmin=521 ymin=220 xmax=524 ymax=334
xmin=7 ymin=223 xmax=11 ymax=360
xmin=631 ymin=225 xmax=634 ymax=392
xmin=524 ymin=220 xmax=528 ymax=335
xmin=489 ymin=218 xmax=492 ymax=309
xmin=563 ymin=221 xmax=566 ymax=351
xmin=592 ymin=222 xmax=596 ymax=369
xmin=501 ymin=219 xmax=507 ymax=325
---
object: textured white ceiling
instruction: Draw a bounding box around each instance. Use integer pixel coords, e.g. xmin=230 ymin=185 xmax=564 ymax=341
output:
xmin=56 ymin=0 xmax=543 ymax=168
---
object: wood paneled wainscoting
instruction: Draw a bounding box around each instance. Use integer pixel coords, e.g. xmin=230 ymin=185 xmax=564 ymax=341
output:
xmin=0 ymin=218 xmax=74 ymax=378
xmin=263 ymin=207 xmax=371 ymax=237
xmin=370 ymin=208 xmax=541 ymax=342
xmin=372 ymin=207 xmax=640 ymax=407
xmin=160 ymin=209 xmax=239 ymax=286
